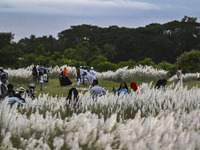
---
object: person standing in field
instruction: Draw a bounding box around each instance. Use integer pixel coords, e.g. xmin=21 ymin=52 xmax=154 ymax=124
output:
xmin=89 ymin=67 xmax=96 ymax=85
xmin=39 ymin=73 xmax=43 ymax=91
xmin=32 ymin=65 xmax=38 ymax=82
xmin=38 ymin=63 xmax=45 ymax=77
xmin=80 ymin=66 xmax=84 ymax=84
xmin=59 ymin=68 xmax=63 ymax=86
xmin=90 ymin=80 xmax=106 ymax=100
xmin=62 ymin=67 xmax=72 ymax=86
xmin=77 ymin=67 xmax=81 ymax=86
xmin=177 ymin=67 xmax=182 ymax=81
xmin=82 ymin=66 xmax=89 ymax=86
xmin=0 ymin=76 xmax=8 ymax=100
xmin=113 ymin=81 xmax=128 ymax=96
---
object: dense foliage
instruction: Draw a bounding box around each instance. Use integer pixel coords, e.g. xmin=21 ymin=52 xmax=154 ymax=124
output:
xmin=1 ymin=16 xmax=200 ymax=73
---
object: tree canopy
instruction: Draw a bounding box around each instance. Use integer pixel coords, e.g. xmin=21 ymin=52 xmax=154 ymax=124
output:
xmin=0 ymin=16 xmax=200 ymax=73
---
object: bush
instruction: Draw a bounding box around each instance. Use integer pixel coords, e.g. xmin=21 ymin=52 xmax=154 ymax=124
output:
xmin=118 ymin=60 xmax=137 ymax=69
xmin=176 ymin=49 xmax=200 ymax=73
xmin=137 ymin=58 xmax=156 ymax=67
xmin=156 ymin=61 xmax=173 ymax=70
xmin=97 ymin=62 xmax=118 ymax=72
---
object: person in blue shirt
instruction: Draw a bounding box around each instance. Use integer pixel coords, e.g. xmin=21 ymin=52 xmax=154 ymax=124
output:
xmin=113 ymin=81 xmax=128 ymax=96
xmin=7 ymin=94 xmax=26 ymax=108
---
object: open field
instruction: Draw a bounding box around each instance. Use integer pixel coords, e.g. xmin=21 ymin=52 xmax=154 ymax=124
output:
xmin=1 ymin=66 xmax=200 ymax=149
xmin=1 ymin=80 xmax=200 ymax=149
xmin=11 ymin=78 xmax=200 ymax=97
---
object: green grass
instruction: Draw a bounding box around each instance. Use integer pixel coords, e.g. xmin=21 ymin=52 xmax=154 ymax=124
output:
xmin=11 ymin=78 xmax=200 ymax=98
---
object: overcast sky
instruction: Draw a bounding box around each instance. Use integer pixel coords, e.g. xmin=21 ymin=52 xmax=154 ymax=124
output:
xmin=0 ymin=0 xmax=200 ymax=41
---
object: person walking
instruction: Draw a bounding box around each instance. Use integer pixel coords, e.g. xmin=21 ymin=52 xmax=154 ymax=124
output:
xmin=38 ymin=63 xmax=45 ymax=77
xmin=89 ymin=67 xmax=96 ymax=85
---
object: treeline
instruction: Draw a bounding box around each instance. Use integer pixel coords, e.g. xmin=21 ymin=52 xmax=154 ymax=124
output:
xmin=0 ymin=16 xmax=200 ymax=74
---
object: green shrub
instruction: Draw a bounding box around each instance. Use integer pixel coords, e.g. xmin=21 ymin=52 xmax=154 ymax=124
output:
xmin=176 ymin=49 xmax=200 ymax=73
xmin=97 ymin=61 xmax=118 ymax=72
xmin=118 ymin=60 xmax=137 ymax=69
xmin=137 ymin=58 xmax=156 ymax=67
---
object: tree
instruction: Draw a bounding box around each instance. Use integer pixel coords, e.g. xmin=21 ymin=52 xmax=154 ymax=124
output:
xmin=35 ymin=44 xmax=50 ymax=57
xmin=102 ymin=44 xmax=117 ymax=61
xmin=0 ymin=32 xmax=14 ymax=49
xmin=176 ymin=49 xmax=200 ymax=73
xmin=0 ymin=44 xmax=22 ymax=66
xmin=20 ymin=54 xmax=38 ymax=66
xmin=75 ymin=41 xmax=101 ymax=63
xmin=63 ymin=48 xmax=81 ymax=60
xmin=89 ymin=55 xmax=107 ymax=69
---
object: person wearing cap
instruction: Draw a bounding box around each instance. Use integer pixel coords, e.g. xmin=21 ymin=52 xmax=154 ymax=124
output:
xmin=7 ymin=94 xmax=26 ymax=108
xmin=89 ymin=67 xmax=96 ymax=85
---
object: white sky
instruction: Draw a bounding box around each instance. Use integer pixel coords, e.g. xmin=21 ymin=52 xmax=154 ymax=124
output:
xmin=0 ymin=0 xmax=200 ymax=41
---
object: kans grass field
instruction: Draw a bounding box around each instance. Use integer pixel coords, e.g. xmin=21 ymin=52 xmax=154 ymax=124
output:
xmin=0 ymin=65 xmax=200 ymax=150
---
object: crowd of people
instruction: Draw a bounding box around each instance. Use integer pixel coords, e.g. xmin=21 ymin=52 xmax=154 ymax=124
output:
xmin=32 ymin=64 xmax=50 ymax=91
xmin=0 ymin=65 xmax=183 ymax=109
xmin=76 ymin=66 xmax=96 ymax=86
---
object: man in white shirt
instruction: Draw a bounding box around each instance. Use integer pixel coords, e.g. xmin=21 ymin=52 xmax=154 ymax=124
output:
xmin=90 ymin=80 xmax=106 ymax=100
xmin=89 ymin=67 xmax=96 ymax=85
